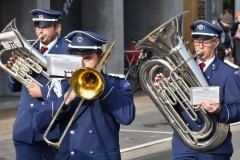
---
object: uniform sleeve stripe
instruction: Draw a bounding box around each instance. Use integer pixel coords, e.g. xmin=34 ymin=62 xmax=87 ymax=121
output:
xmin=9 ymin=76 xmax=15 ymax=83
xmin=52 ymin=101 xmax=54 ymax=117
xmin=100 ymin=86 xmax=114 ymax=101
xmin=224 ymin=104 xmax=229 ymax=123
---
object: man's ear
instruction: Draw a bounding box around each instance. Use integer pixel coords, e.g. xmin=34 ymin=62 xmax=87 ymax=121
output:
xmin=56 ymin=24 xmax=62 ymax=35
xmin=214 ymin=39 xmax=220 ymax=47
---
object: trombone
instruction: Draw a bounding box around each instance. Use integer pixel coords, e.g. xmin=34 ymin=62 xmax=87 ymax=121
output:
xmin=43 ymin=41 xmax=115 ymax=148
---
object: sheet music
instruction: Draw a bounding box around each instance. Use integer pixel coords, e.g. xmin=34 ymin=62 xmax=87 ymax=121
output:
xmin=190 ymin=86 xmax=220 ymax=105
xmin=46 ymin=54 xmax=83 ymax=78
xmin=0 ymin=30 xmax=23 ymax=49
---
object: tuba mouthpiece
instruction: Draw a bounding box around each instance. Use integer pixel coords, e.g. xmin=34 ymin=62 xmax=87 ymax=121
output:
xmin=196 ymin=50 xmax=203 ymax=57
xmin=38 ymin=34 xmax=45 ymax=39
xmin=31 ymin=35 xmax=45 ymax=48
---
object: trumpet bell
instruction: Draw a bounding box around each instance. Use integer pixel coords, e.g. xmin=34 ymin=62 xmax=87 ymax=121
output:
xmin=70 ymin=67 xmax=104 ymax=100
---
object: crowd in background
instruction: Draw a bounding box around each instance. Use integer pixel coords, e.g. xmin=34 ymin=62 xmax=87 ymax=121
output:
xmin=213 ymin=9 xmax=240 ymax=67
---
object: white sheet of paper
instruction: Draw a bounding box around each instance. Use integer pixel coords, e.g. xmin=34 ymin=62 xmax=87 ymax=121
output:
xmin=190 ymin=86 xmax=220 ymax=105
xmin=46 ymin=54 xmax=83 ymax=78
xmin=0 ymin=30 xmax=23 ymax=49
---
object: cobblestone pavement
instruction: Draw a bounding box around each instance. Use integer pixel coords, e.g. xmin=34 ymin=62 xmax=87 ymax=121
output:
xmin=0 ymin=90 xmax=149 ymax=160
xmin=1 ymin=91 xmax=240 ymax=160
xmin=0 ymin=108 xmax=16 ymax=160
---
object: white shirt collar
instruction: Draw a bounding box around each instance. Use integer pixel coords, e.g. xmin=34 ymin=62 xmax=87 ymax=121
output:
xmin=40 ymin=36 xmax=58 ymax=55
xmin=197 ymin=55 xmax=215 ymax=72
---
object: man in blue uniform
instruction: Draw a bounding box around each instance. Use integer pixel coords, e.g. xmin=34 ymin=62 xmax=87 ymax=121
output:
xmin=6 ymin=9 xmax=69 ymax=160
xmin=155 ymin=20 xmax=240 ymax=160
xmin=33 ymin=31 xmax=136 ymax=160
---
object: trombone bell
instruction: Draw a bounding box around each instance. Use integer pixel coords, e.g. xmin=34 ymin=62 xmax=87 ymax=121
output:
xmin=70 ymin=67 xmax=104 ymax=100
xmin=43 ymin=41 xmax=115 ymax=148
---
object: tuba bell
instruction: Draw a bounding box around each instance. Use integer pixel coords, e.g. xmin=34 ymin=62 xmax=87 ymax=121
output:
xmin=136 ymin=11 xmax=229 ymax=151
xmin=0 ymin=18 xmax=51 ymax=87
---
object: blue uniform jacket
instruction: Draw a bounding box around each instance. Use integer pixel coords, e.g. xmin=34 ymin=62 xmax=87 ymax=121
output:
xmin=33 ymin=73 xmax=136 ymax=160
xmin=172 ymin=56 xmax=240 ymax=154
xmin=9 ymin=37 xmax=69 ymax=144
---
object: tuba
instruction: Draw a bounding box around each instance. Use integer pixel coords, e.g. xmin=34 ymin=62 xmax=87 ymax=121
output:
xmin=0 ymin=18 xmax=51 ymax=87
xmin=43 ymin=41 xmax=115 ymax=148
xmin=136 ymin=11 xmax=229 ymax=151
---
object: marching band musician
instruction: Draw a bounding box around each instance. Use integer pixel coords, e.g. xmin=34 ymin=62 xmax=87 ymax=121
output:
xmin=154 ymin=20 xmax=240 ymax=160
xmin=6 ymin=9 xmax=69 ymax=160
xmin=33 ymin=31 xmax=136 ymax=160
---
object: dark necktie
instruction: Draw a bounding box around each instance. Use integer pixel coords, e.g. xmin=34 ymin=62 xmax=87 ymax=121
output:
xmin=199 ymin=62 xmax=206 ymax=72
xmin=40 ymin=46 xmax=48 ymax=54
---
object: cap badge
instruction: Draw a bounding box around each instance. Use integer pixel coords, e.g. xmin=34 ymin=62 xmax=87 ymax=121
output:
xmin=39 ymin=15 xmax=44 ymax=19
xmin=197 ymin=24 xmax=204 ymax=30
xmin=77 ymin=36 xmax=83 ymax=43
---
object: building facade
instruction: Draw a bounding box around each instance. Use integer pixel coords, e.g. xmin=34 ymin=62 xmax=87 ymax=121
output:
xmin=0 ymin=0 xmax=235 ymax=108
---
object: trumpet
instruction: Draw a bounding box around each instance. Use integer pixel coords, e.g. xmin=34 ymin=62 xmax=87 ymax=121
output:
xmin=0 ymin=18 xmax=51 ymax=87
xmin=43 ymin=41 xmax=115 ymax=148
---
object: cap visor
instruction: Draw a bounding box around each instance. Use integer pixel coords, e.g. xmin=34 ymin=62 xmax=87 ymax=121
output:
xmin=34 ymin=21 xmax=55 ymax=28
xmin=192 ymin=35 xmax=214 ymax=40
xmin=69 ymin=48 xmax=98 ymax=55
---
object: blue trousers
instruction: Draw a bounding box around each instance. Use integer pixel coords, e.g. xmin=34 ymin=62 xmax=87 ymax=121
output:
xmin=14 ymin=140 xmax=57 ymax=160
xmin=172 ymin=153 xmax=232 ymax=160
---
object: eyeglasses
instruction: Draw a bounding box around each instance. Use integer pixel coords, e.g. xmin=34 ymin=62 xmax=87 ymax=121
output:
xmin=193 ymin=39 xmax=216 ymax=47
